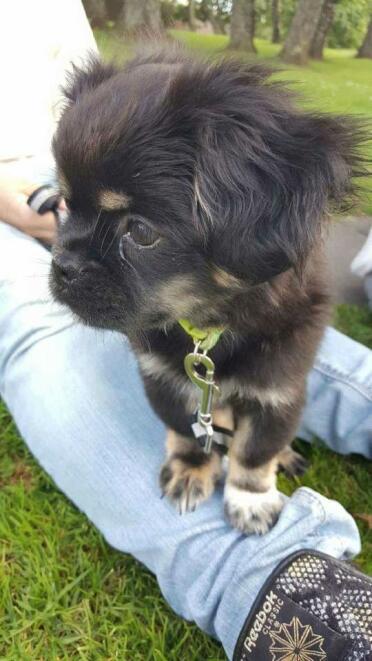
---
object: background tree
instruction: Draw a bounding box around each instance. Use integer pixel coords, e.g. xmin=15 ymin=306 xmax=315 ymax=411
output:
xmin=82 ymin=0 xmax=108 ymax=27
xmin=188 ymin=0 xmax=197 ymax=30
xmin=280 ymin=0 xmax=325 ymax=64
xmin=105 ymin=0 xmax=121 ymax=19
xmin=118 ymin=0 xmax=163 ymax=32
xmin=309 ymin=0 xmax=337 ymax=59
xmin=199 ymin=0 xmax=230 ymax=34
xmin=229 ymin=0 xmax=256 ymax=52
xmin=357 ymin=16 xmax=372 ymax=57
xmin=271 ymin=0 xmax=280 ymax=43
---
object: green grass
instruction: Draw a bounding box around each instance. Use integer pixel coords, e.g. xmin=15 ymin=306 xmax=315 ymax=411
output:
xmin=0 ymin=30 xmax=371 ymax=660
xmin=174 ymin=32 xmax=372 ymax=115
xmin=0 ymin=413 xmax=223 ymax=660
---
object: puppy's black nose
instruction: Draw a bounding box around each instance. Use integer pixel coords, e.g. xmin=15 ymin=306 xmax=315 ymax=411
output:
xmin=52 ymin=252 xmax=86 ymax=284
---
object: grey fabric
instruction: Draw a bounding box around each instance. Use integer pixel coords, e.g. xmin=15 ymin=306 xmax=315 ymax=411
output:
xmin=364 ymin=274 xmax=372 ymax=308
xmin=325 ymin=216 xmax=372 ymax=305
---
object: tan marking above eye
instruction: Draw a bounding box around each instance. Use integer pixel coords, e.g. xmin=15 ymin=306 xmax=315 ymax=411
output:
xmin=99 ymin=190 xmax=131 ymax=211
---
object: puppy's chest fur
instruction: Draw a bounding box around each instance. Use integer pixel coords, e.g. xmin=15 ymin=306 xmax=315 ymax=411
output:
xmin=137 ymin=336 xmax=297 ymax=415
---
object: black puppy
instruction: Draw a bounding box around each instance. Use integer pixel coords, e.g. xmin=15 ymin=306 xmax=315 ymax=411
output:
xmin=50 ymin=47 xmax=367 ymax=534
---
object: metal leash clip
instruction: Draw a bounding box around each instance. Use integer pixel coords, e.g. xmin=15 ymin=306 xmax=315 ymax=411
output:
xmin=184 ymin=342 xmax=220 ymax=453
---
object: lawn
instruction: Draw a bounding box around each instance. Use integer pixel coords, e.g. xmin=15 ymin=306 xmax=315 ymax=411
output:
xmin=0 ymin=30 xmax=371 ymax=660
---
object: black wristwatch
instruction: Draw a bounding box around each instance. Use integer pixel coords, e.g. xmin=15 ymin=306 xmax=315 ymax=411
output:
xmin=27 ymin=185 xmax=61 ymax=216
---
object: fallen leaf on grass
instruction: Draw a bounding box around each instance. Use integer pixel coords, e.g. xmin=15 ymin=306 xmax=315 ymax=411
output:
xmin=354 ymin=513 xmax=372 ymax=529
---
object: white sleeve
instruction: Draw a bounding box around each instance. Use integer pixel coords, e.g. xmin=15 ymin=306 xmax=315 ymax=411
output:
xmin=0 ymin=0 xmax=98 ymax=161
xmin=46 ymin=0 xmax=99 ymax=124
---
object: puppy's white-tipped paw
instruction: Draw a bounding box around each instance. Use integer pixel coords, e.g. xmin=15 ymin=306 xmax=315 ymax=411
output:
xmin=224 ymin=484 xmax=284 ymax=535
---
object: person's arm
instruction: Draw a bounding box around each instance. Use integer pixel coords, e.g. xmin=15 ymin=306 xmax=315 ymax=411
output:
xmin=0 ymin=165 xmax=56 ymax=243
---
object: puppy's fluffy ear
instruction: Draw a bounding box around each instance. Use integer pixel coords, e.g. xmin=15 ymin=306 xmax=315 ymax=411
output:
xmin=63 ymin=54 xmax=118 ymax=104
xmin=192 ymin=63 xmax=369 ymax=283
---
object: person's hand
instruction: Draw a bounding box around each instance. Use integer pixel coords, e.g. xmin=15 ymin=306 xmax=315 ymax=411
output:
xmin=0 ymin=164 xmax=57 ymax=244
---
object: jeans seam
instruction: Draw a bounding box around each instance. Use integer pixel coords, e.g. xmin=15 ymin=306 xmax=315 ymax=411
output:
xmin=314 ymin=359 xmax=372 ymax=403
xmin=293 ymin=487 xmax=328 ymax=526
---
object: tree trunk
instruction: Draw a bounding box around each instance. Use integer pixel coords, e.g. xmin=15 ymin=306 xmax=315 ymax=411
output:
xmin=309 ymin=0 xmax=335 ymax=59
xmin=200 ymin=0 xmax=226 ymax=35
xmin=210 ymin=14 xmax=226 ymax=35
xmin=229 ymin=0 xmax=256 ymax=52
xmin=271 ymin=0 xmax=280 ymax=44
xmin=188 ymin=0 xmax=197 ymax=30
xmin=280 ymin=0 xmax=325 ymax=65
xmin=118 ymin=0 xmax=163 ymax=33
xmin=105 ymin=0 xmax=123 ymax=21
xmin=357 ymin=17 xmax=372 ymax=58
xmin=82 ymin=0 xmax=107 ymax=27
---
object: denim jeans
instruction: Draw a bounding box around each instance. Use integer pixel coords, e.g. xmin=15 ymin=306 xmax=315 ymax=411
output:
xmin=0 ymin=171 xmax=371 ymax=658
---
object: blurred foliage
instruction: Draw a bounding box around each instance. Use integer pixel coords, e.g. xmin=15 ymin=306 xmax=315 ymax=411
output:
xmin=161 ymin=0 xmax=188 ymax=26
xmin=161 ymin=0 xmax=231 ymax=30
xmin=198 ymin=0 xmax=231 ymax=33
xmin=254 ymin=0 xmax=371 ymax=49
xmin=329 ymin=0 xmax=371 ymax=48
xmin=254 ymin=0 xmax=296 ymax=40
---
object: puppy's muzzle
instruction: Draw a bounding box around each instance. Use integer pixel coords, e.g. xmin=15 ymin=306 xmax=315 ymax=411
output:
xmin=52 ymin=252 xmax=94 ymax=285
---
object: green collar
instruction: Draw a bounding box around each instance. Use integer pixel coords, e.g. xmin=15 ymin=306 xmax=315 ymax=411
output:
xmin=178 ymin=319 xmax=225 ymax=352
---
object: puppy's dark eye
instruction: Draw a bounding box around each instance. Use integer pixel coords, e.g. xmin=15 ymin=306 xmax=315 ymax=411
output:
xmin=121 ymin=217 xmax=160 ymax=249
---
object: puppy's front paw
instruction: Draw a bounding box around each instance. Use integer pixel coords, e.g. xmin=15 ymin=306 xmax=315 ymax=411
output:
xmin=224 ymin=484 xmax=284 ymax=535
xmin=160 ymin=454 xmax=221 ymax=514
